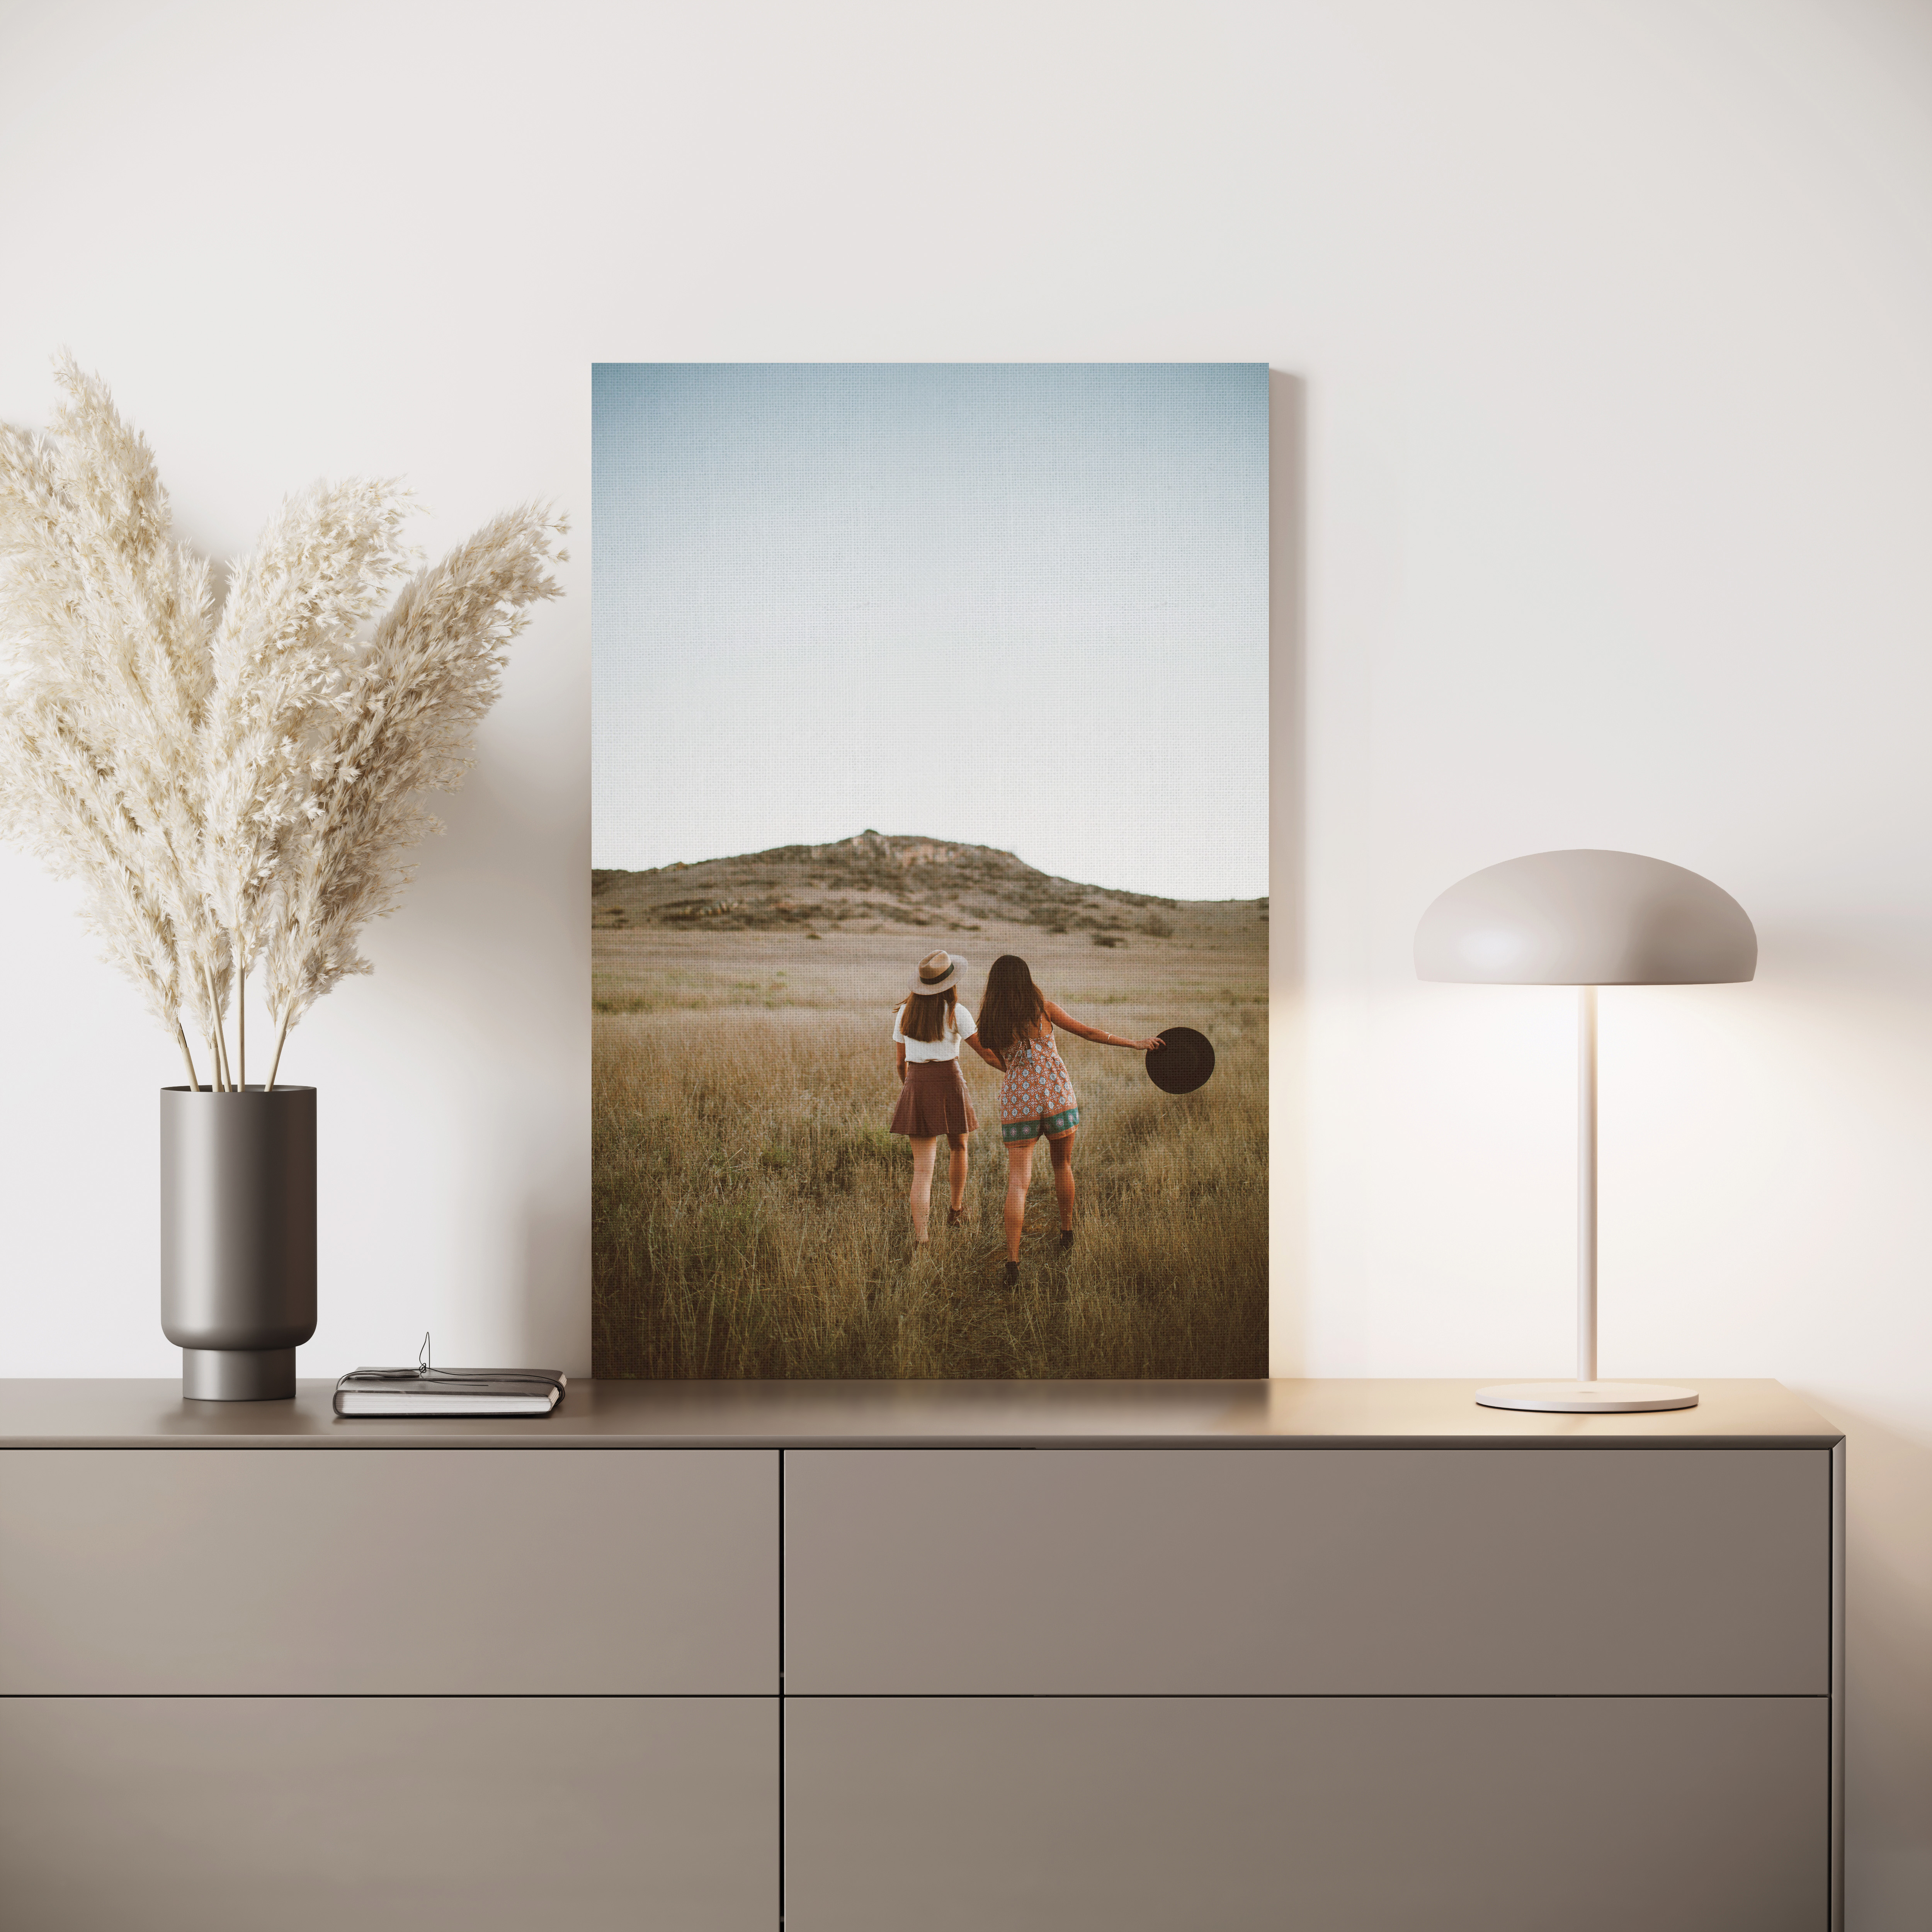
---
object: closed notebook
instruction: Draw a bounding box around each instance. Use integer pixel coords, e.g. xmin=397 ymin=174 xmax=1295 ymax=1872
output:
xmin=333 ymin=1368 xmax=567 ymax=1417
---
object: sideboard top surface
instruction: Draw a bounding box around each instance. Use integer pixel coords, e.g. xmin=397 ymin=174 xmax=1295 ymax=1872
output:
xmin=0 ymin=1378 xmax=1842 ymax=1449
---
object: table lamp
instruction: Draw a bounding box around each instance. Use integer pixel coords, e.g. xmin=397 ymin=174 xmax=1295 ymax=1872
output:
xmin=1415 ymin=849 xmax=1756 ymax=1413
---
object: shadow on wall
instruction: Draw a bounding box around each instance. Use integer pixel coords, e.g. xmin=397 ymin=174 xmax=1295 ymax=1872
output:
xmin=326 ymin=701 xmax=589 ymax=1373
xmin=515 ymin=1189 xmax=591 ymax=1370
xmin=1269 ymin=368 xmax=1307 ymax=1378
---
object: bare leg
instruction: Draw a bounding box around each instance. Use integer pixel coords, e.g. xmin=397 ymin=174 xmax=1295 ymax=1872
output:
xmin=946 ymin=1133 xmax=969 ymax=1212
xmin=1003 ymin=1141 xmax=1037 ymax=1262
xmin=1048 ymin=1128 xmax=1077 ymax=1232
xmin=908 ymin=1137 xmax=938 ymax=1243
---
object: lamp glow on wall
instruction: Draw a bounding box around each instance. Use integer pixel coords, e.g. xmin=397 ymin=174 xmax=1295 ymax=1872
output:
xmin=1415 ymin=850 xmax=1757 ymax=1414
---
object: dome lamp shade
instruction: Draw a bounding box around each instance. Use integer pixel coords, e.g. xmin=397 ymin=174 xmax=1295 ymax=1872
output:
xmin=1415 ymin=849 xmax=1756 ymax=987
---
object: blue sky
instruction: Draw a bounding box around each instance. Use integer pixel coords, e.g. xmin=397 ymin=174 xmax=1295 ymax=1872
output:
xmin=592 ymin=363 xmax=1268 ymax=900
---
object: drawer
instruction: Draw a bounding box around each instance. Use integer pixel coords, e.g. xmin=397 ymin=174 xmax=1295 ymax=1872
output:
xmin=0 ymin=1695 xmax=777 ymax=1932
xmin=0 ymin=1448 xmax=776 ymax=1693
xmin=783 ymin=1447 xmax=1828 ymax=1693
xmin=785 ymin=1696 xmax=1828 ymax=1932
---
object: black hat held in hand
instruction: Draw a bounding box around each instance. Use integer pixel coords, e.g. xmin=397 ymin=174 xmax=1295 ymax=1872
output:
xmin=1146 ymin=1026 xmax=1213 ymax=1094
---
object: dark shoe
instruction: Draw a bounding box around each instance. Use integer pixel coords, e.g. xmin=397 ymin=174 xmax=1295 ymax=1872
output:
xmin=1058 ymin=1229 xmax=1075 ymax=1250
xmin=1002 ymin=1260 xmax=1020 ymax=1288
xmin=947 ymin=1207 xmax=966 ymax=1228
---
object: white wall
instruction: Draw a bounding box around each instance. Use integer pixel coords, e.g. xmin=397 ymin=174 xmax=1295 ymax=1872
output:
xmin=2 ymin=0 xmax=1925 ymax=1919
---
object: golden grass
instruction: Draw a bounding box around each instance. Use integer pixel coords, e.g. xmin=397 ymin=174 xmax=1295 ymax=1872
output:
xmin=592 ymin=988 xmax=1267 ymax=1380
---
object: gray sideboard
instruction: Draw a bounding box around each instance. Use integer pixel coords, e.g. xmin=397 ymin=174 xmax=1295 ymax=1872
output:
xmin=0 ymin=1378 xmax=1842 ymax=1932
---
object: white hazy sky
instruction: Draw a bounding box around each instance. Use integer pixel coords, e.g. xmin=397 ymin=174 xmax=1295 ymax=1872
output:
xmin=592 ymin=363 xmax=1267 ymax=900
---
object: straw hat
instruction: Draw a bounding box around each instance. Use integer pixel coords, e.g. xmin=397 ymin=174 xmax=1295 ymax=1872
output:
xmin=906 ymin=949 xmax=966 ymax=997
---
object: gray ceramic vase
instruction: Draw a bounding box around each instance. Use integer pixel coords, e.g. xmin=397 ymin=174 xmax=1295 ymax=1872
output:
xmin=160 ymin=1086 xmax=317 ymax=1400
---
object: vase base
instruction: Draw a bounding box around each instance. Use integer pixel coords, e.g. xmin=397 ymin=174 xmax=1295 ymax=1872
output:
xmin=182 ymin=1348 xmax=296 ymax=1401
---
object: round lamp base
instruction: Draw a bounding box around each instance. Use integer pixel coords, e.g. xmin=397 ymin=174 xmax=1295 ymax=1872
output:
xmin=1476 ymin=1380 xmax=1698 ymax=1414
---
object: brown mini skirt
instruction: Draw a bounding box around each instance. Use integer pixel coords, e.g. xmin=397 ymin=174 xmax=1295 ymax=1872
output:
xmin=889 ymin=1059 xmax=980 ymax=1139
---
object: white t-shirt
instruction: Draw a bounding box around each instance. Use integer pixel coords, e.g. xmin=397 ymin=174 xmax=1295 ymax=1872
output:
xmin=894 ymin=1001 xmax=978 ymax=1063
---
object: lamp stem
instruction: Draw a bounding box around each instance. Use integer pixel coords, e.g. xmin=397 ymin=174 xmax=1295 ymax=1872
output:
xmin=1577 ymin=985 xmax=1598 ymax=1383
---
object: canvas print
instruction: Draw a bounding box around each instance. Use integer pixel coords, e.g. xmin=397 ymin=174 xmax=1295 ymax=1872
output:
xmin=592 ymin=364 xmax=1268 ymax=1379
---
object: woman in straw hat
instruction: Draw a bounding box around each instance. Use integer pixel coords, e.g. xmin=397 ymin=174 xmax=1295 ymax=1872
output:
xmin=889 ymin=951 xmax=999 ymax=1248
xmin=975 ymin=954 xmax=1163 ymax=1286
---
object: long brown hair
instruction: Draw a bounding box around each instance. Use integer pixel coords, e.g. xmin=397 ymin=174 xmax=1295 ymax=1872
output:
xmin=898 ymin=987 xmax=958 ymax=1044
xmin=976 ymin=955 xmax=1046 ymax=1055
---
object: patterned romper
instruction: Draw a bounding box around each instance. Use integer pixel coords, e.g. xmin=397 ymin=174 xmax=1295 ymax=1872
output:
xmin=999 ymin=1022 xmax=1080 ymax=1144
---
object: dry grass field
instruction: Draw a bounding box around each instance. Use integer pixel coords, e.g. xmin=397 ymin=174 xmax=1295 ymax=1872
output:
xmin=592 ymin=834 xmax=1267 ymax=1379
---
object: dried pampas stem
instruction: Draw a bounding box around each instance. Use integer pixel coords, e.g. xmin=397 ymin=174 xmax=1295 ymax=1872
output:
xmin=265 ymin=1013 xmax=291 ymax=1095
xmin=174 ymin=1022 xmax=201 ymax=1094
xmin=200 ymin=962 xmax=229 ymax=1091
xmin=0 ymin=356 xmax=567 ymax=1092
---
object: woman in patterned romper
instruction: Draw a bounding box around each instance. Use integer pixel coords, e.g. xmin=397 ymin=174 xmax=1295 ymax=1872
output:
xmin=973 ymin=955 xmax=1163 ymax=1285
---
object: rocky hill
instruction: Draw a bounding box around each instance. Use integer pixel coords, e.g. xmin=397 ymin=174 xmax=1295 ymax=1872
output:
xmin=593 ymin=830 xmax=1263 ymax=945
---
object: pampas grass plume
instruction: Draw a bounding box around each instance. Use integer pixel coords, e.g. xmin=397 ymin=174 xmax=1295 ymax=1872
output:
xmin=0 ymin=357 xmax=567 ymax=1090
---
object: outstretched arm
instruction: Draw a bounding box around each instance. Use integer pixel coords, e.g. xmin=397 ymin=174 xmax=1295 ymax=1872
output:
xmin=1042 ymin=1000 xmax=1163 ymax=1053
